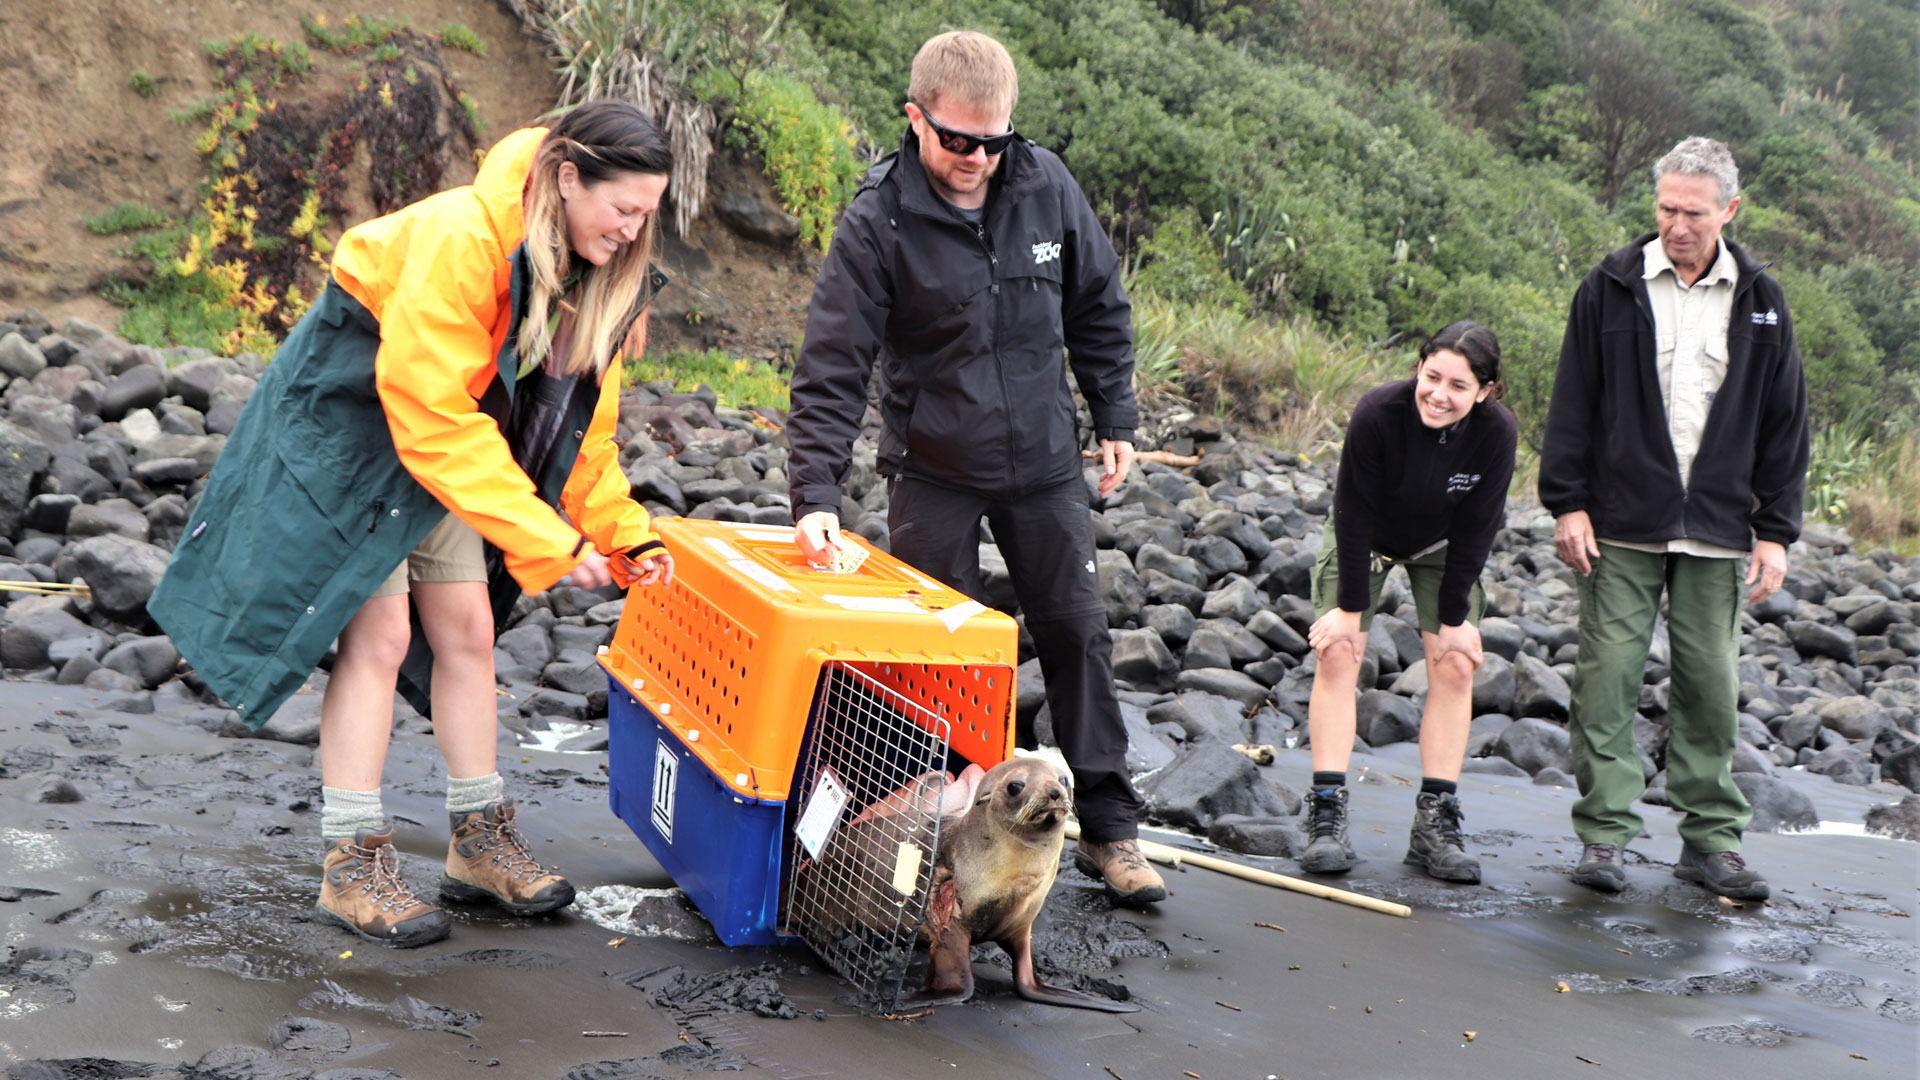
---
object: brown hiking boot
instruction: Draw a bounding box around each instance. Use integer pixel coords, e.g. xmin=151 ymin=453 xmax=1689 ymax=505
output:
xmin=314 ymin=827 xmax=451 ymax=948
xmin=440 ymin=799 xmax=576 ymax=916
xmin=1073 ymin=837 xmax=1168 ymax=907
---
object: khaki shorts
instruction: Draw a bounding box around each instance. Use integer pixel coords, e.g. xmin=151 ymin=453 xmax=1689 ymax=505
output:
xmin=370 ymin=513 xmax=487 ymax=597
xmin=1310 ymin=521 xmax=1484 ymax=635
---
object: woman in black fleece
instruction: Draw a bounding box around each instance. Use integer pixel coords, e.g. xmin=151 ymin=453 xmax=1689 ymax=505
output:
xmin=1298 ymin=321 xmax=1517 ymax=884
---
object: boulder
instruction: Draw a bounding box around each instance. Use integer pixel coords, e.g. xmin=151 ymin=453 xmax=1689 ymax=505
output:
xmin=1354 ymin=689 xmax=1421 ymax=747
xmin=1805 ymin=742 xmax=1876 ymax=786
xmin=1181 ymin=622 xmax=1235 ymax=671
xmin=1174 ymin=667 xmax=1270 ymax=709
xmin=1245 ymin=609 xmax=1308 ymax=657
xmin=522 ymin=688 xmax=590 ymax=721
xmin=1140 ymin=604 xmax=1196 ymax=648
xmin=100 ymin=635 xmax=182 ymax=689
xmin=1147 ymin=691 xmax=1248 ymax=746
xmin=1477 ymin=616 xmax=1526 ymax=661
xmin=1098 ymin=552 xmax=1147 ymax=627
xmin=1109 ymin=627 xmax=1177 ymax=688
xmin=1879 ymin=744 xmax=1920 ymax=793
xmin=1207 ymin=815 xmax=1300 ymax=858
xmin=1491 ymin=716 xmax=1573 ymax=776
xmin=1141 ymin=740 xmax=1290 ymax=831
xmin=100 ymin=364 xmax=167 ymax=421
xmin=714 ymin=189 xmax=801 ymax=245
xmin=1471 ymin=653 xmax=1515 ymax=715
xmin=257 ymin=693 xmax=323 ymax=745
xmin=63 ymin=534 xmax=170 ymax=620
xmin=1786 ymin=620 xmax=1857 ymax=663
xmin=1135 ymin=543 xmax=1206 ymax=589
xmin=1511 ymin=653 xmax=1572 ymax=719
xmin=1732 ymin=773 xmax=1818 ymax=832
xmin=0 ymin=332 xmax=47 ymax=380
xmin=1120 ymin=701 xmax=1178 ymax=773
xmin=1199 ymin=576 xmax=1264 ymax=622
xmin=1460 ymin=756 xmax=1530 ymax=778
xmin=0 ymin=420 xmax=51 ymax=537
xmin=66 ymin=499 xmax=150 ymax=542
xmin=1863 ymin=793 xmax=1920 ymax=841
xmin=1817 ymin=696 xmax=1890 ymax=742
xmin=1 ymin=606 xmax=93 ymax=669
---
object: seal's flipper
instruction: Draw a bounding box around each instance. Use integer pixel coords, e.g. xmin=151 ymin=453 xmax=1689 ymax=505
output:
xmin=904 ymin=912 xmax=974 ymax=1008
xmin=1006 ymin=927 xmax=1141 ymax=1013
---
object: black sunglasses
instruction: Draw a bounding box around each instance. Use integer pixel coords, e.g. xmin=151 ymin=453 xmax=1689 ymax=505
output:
xmin=911 ymin=99 xmax=1016 ymax=157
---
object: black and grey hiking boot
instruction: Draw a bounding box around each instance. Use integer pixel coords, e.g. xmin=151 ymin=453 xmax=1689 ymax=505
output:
xmin=1570 ymin=842 xmax=1627 ymax=893
xmin=1403 ymin=791 xmax=1480 ymax=884
xmin=1673 ymin=847 xmax=1769 ymax=902
xmin=1299 ymin=786 xmax=1355 ymax=874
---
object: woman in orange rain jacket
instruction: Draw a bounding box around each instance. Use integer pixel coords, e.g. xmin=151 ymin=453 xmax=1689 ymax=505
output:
xmin=151 ymin=101 xmax=675 ymax=948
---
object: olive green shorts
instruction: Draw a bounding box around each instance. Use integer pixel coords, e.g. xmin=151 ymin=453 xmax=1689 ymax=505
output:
xmin=370 ymin=513 xmax=487 ymax=598
xmin=1310 ymin=524 xmax=1484 ymax=634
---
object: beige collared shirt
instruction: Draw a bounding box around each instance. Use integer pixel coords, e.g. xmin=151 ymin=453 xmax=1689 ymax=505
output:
xmin=1601 ymin=238 xmax=1746 ymax=560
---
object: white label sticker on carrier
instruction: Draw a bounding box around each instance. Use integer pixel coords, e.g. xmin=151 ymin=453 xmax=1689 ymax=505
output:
xmin=794 ymin=767 xmax=849 ymax=860
xmin=729 ymin=558 xmax=798 ymax=592
xmin=702 ymin=537 xmax=746 ymax=561
xmin=820 ymin=594 xmax=922 ymax=614
xmin=651 ymin=740 xmax=678 ymax=842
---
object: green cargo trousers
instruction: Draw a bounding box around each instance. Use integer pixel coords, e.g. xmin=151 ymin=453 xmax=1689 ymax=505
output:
xmin=1569 ymin=544 xmax=1752 ymax=852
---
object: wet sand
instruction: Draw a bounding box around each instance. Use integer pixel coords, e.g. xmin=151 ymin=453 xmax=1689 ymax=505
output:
xmin=1 ymin=680 xmax=1913 ymax=1079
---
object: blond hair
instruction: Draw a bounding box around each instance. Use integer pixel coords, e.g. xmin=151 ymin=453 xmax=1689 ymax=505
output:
xmin=516 ymin=103 xmax=671 ymax=377
xmin=908 ymin=31 xmax=1019 ymax=116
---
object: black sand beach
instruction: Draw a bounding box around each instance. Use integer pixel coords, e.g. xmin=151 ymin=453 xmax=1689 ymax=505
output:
xmin=1 ymin=680 xmax=1912 ymax=1080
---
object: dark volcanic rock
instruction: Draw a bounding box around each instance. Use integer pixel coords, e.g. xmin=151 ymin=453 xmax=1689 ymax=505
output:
xmin=1817 ymin=696 xmax=1890 ymax=742
xmin=1142 ymin=740 xmax=1289 ymax=831
xmin=1491 ymin=716 xmax=1573 ymax=777
xmin=1110 ymin=627 xmax=1177 ymax=688
xmin=1806 ymin=742 xmax=1875 ymax=786
xmin=1863 ymin=793 xmax=1920 ymax=841
xmin=1208 ymin=814 xmax=1299 ymax=858
xmin=1786 ymin=620 xmax=1857 ymax=663
xmin=1512 ymin=653 xmax=1572 ymax=719
xmin=1354 ymin=689 xmax=1421 ymax=747
xmin=1174 ymin=667 xmax=1269 ymax=709
xmin=1471 ymin=653 xmax=1515 ymax=716
xmin=1732 ymin=773 xmax=1818 ymax=832
xmin=64 ymin=534 xmax=170 ymax=619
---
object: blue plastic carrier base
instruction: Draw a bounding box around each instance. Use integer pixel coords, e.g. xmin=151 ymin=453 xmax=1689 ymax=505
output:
xmin=607 ymin=686 xmax=795 ymax=947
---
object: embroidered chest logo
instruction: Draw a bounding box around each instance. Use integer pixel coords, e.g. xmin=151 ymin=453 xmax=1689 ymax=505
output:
xmin=1751 ymin=309 xmax=1778 ymax=325
xmin=1031 ymin=240 xmax=1062 ymax=264
xmin=1446 ymin=472 xmax=1482 ymax=493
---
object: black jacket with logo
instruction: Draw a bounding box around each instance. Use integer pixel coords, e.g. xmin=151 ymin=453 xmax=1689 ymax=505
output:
xmin=1539 ymin=234 xmax=1809 ymax=550
xmin=787 ymin=129 xmax=1136 ymax=520
xmin=1332 ymin=381 xmax=1517 ymax=625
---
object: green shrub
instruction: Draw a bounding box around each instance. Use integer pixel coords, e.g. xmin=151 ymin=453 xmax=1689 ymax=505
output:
xmin=127 ymin=69 xmax=160 ymax=99
xmin=1774 ymin=264 xmax=1885 ymax=426
xmin=439 ymin=23 xmax=486 ymax=56
xmin=1132 ymin=206 xmax=1247 ymax=312
xmin=83 ymin=201 xmax=171 ymax=235
xmin=729 ymin=70 xmax=864 ymax=249
xmin=625 ymin=348 xmax=791 ymax=410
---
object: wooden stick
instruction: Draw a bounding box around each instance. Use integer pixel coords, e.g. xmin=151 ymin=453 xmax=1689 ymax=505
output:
xmin=0 ymin=581 xmax=90 ymax=597
xmin=1067 ymin=822 xmax=1411 ymax=918
xmin=1081 ymin=448 xmax=1202 ymax=467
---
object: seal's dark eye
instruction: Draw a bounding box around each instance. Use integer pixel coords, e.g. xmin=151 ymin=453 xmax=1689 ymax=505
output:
xmin=1005 ymin=780 xmax=1026 ymax=797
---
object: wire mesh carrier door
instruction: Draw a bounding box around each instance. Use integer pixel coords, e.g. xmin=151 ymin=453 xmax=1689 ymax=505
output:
xmin=782 ymin=661 xmax=951 ymax=1010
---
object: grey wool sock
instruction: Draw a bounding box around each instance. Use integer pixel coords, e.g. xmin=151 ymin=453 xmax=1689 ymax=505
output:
xmin=320 ymin=786 xmax=387 ymax=842
xmin=446 ymin=772 xmax=505 ymax=817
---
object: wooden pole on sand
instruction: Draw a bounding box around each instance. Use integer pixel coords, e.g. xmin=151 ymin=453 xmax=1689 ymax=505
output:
xmin=1067 ymin=821 xmax=1412 ymax=918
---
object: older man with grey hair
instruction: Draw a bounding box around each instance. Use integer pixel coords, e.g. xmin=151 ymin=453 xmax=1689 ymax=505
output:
xmin=1540 ymin=136 xmax=1810 ymax=901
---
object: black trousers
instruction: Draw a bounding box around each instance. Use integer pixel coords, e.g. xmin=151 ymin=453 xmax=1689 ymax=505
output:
xmin=887 ymin=476 xmax=1144 ymax=841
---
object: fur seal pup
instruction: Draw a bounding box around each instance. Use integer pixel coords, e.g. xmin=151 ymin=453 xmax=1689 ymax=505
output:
xmin=908 ymin=757 xmax=1138 ymax=1012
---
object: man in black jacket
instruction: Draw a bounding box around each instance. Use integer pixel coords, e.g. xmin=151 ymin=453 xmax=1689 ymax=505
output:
xmin=1541 ymin=136 xmax=1809 ymax=902
xmin=786 ymin=31 xmax=1163 ymax=905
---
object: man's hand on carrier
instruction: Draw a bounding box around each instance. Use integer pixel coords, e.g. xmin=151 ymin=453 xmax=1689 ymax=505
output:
xmin=1097 ymin=439 xmax=1135 ymax=498
xmin=622 ymin=551 xmax=675 ymax=588
xmin=796 ymin=511 xmax=842 ymax=567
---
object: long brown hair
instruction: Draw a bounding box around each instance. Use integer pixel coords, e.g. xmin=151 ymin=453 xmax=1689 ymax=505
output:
xmin=518 ymin=100 xmax=672 ymax=377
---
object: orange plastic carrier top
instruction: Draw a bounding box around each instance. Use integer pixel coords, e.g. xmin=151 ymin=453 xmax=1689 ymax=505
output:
xmin=599 ymin=518 xmax=1018 ymax=802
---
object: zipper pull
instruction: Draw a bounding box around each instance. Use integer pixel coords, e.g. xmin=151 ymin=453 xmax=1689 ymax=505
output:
xmin=368 ymin=498 xmax=385 ymax=533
